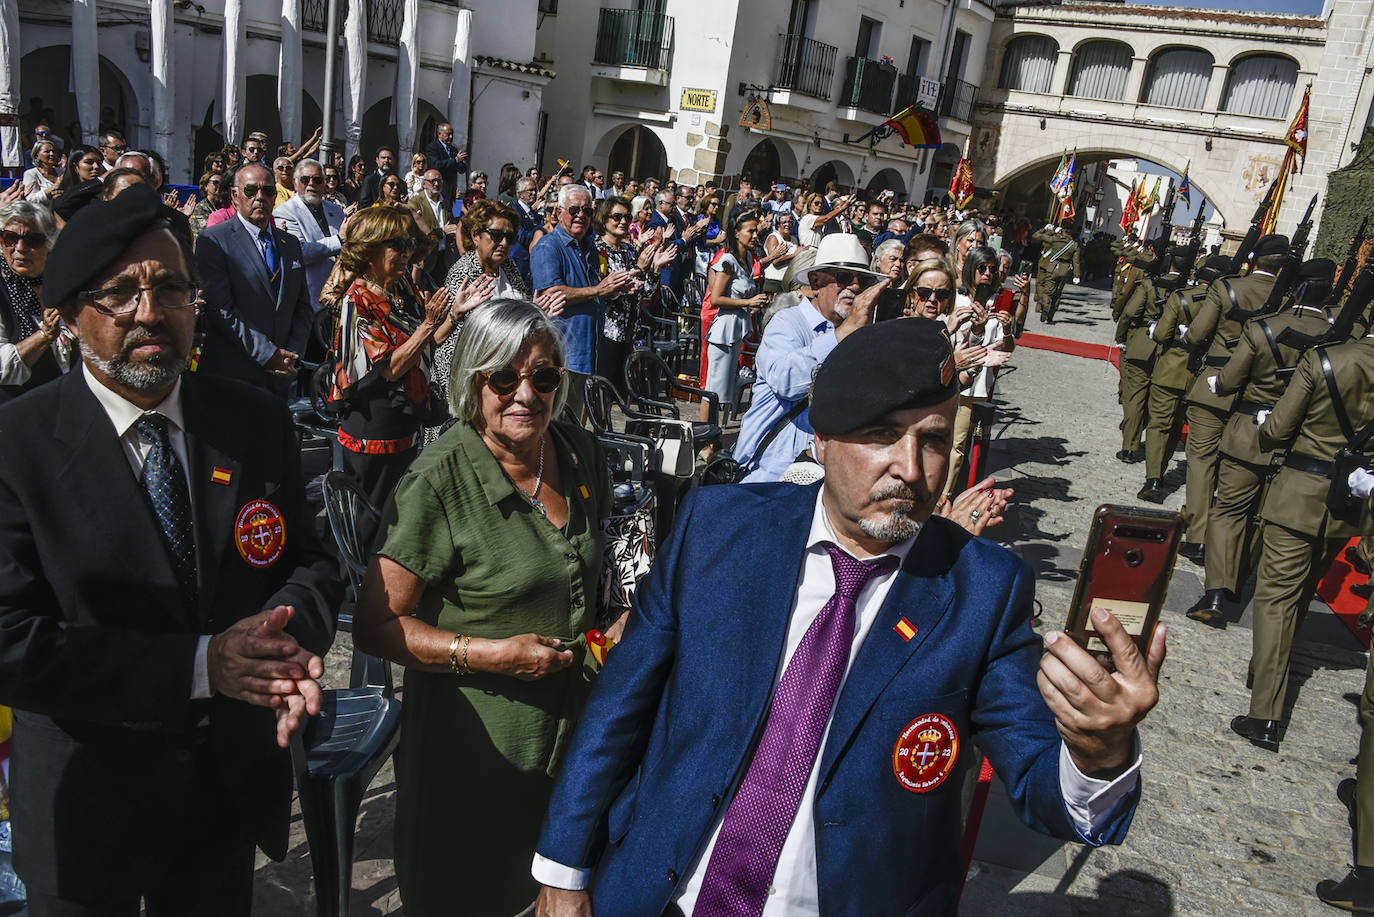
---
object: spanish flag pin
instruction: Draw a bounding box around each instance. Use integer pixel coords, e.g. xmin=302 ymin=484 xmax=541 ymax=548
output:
xmin=211 ymin=467 xmax=233 ymax=486
xmin=579 ymin=484 xmax=590 ymax=500
xmin=894 ymin=617 xmax=917 ymax=642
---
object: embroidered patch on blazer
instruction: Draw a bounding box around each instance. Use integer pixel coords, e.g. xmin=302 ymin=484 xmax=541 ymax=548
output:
xmin=892 ymin=713 xmax=959 ymax=793
xmin=235 ymin=499 xmax=287 ymax=568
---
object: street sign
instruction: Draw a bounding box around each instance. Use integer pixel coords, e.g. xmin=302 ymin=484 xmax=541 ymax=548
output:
xmin=918 ymin=78 xmax=940 ymax=109
xmin=680 ymin=88 xmax=717 ymax=113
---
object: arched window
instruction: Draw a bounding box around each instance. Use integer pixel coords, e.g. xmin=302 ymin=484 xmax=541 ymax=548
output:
xmin=1067 ymin=40 xmax=1132 ymax=101
xmin=998 ymin=35 xmax=1057 ymax=94
xmin=1142 ymin=48 xmax=1212 ymax=109
xmin=1222 ymin=54 xmax=1298 ymax=118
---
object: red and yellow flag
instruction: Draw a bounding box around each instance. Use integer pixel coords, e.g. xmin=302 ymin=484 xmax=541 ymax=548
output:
xmin=949 ymin=157 xmax=974 ymax=208
xmin=1119 ymin=179 xmax=1139 ymax=233
xmin=1286 ymin=83 xmax=1310 ymax=169
xmin=884 ymin=106 xmax=942 ymax=148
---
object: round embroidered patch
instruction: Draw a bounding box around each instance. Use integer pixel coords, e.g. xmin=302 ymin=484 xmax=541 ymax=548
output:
xmin=235 ymin=499 xmax=286 ymax=568
xmin=892 ymin=712 xmax=960 ymax=793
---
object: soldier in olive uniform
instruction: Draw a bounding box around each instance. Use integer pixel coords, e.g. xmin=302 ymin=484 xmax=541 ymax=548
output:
xmin=1186 ymin=259 xmax=1337 ymax=624
xmin=1032 ymin=223 xmax=1080 ymax=323
xmin=1231 ymin=330 xmax=1374 ymax=752
xmin=1175 ymin=235 xmax=1288 ymax=563
xmin=1138 ymin=256 xmax=1230 ymax=501
xmin=1110 ymin=233 xmax=1140 ymax=315
xmin=1115 ymin=251 xmax=1176 ymax=463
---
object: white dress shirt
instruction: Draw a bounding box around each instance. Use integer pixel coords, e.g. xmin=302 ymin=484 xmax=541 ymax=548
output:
xmin=533 ymin=488 xmax=1143 ymax=910
xmin=83 ymin=366 xmax=212 ymax=699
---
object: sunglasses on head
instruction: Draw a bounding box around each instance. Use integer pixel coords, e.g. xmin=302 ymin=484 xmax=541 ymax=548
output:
xmin=482 ymin=365 xmax=564 ymax=396
xmin=914 ymin=286 xmax=953 ymax=303
xmin=481 ymin=228 xmax=517 ymax=245
xmin=0 ymin=231 xmax=47 ymax=249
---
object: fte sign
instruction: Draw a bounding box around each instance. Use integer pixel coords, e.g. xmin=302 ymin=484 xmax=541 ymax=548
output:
xmin=680 ymin=88 xmax=717 ymax=113
xmin=918 ymin=78 xmax=941 ymax=109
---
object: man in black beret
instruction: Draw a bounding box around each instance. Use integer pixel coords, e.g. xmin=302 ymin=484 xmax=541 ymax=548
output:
xmin=533 ymin=318 xmax=1166 ymax=916
xmin=0 ymin=183 xmax=339 ymax=915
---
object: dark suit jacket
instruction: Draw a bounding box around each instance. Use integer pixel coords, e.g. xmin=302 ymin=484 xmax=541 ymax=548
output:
xmin=537 ymin=483 xmax=1137 ymax=916
xmin=194 ymin=215 xmax=314 ymax=393
xmin=0 ymin=370 xmax=339 ymax=899
xmin=408 ymin=191 xmax=454 ymax=275
xmin=424 ymin=139 xmax=464 ymax=206
xmin=357 ymin=169 xmax=391 ymax=210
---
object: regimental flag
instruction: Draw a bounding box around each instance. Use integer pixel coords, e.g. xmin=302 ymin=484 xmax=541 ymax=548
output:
xmin=1177 ymin=164 xmax=1191 ymax=208
xmin=949 ymin=156 xmax=975 ymax=208
xmin=1049 ymin=152 xmax=1076 ymax=199
xmin=1057 ymin=192 xmax=1077 ymax=225
xmin=1260 ymin=147 xmax=1298 ymax=236
xmin=1286 ymin=82 xmax=1311 ymax=169
xmin=1142 ymin=176 xmax=1162 ymax=214
xmin=1120 ymin=179 xmax=1140 ymax=233
xmin=885 ymin=105 xmax=942 ymax=148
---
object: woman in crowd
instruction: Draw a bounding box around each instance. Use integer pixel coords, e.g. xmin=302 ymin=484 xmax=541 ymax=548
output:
xmin=871 ymin=238 xmax=906 ymax=281
xmin=203 ymin=164 xmax=239 ymax=229
xmin=354 ymin=298 xmax=616 ymax=917
xmin=404 ymin=152 xmax=428 ymax=196
xmin=46 ymin=144 xmax=102 ymax=201
xmin=332 ymin=205 xmax=470 ymax=508
xmin=0 ymin=201 xmax=70 ymax=401
xmin=628 ymin=194 xmax=655 ymax=247
xmin=219 ymin=143 xmax=240 ymax=169
xmin=951 ymin=219 xmax=988 ymax=282
xmin=22 ymin=140 xmax=61 ymax=201
xmin=761 ymin=210 xmax=799 ymax=294
xmin=379 ymin=173 xmax=409 ymax=206
xmin=497 ymin=162 xmax=522 ymax=205
xmin=188 ymin=171 xmax=224 ymax=238
xmin=594 ymin=196 xmax=674 ymax=394
xmin=344 ymin=154 xmax=367 ymax=203
xmin=425 ymin=199 xmax=526 ymax=444
xmin=693 ymin=194 xmax=725 ymax=278
xmin=202 ymin=151 xmax=226 ymax=175
xmin=796 ymin=191 xmax=845 ymax=248
xmin=700 ymin=209 xmax=767 ymax=423
xmin=904 ymin=257 xmax=957 ymax=322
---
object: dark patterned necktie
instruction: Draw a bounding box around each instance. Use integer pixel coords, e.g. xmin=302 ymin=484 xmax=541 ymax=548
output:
xmin=135 ymin=414 xmax=198 ymax=608
xmin=694 ymin=543 xmax=898 ymax=916
xmin=259 ymin=227 xmax=281 ymax=296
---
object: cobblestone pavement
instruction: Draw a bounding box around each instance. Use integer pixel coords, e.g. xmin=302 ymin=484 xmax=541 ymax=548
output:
xmin=254 ymin=281 xmax=1371 ymax=915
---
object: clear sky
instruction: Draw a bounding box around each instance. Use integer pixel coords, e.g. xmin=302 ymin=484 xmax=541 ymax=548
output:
xmin=1149 ymin=0 xmax=1324 ymax=14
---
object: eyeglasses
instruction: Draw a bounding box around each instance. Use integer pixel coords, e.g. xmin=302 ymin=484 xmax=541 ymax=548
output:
xmin=423 ymin=177 xmax=441 ymax=184
xmin=34 ymin=130 xmax=49 ymax=137
xmin=821 ymin=270 xmax=875 ymax=290
xmin=482 ymin=365 xmax=565 ymax=396
xmin=913 ymin=286 xmax=953 ymax=303
xmin=563 ymin=205 xmax=595 ymax=217
xmin=238 ymin=184 xmax=275 ymax=199
xmin=382 ymin=237 xmax=417 ymax=253
xmin=0 ymin=231 xmax=47 ymax=249
xmin=78 ymin=279 xmax=198 ymax=316
xmin=604 ymin=212 xmax=630 ymax=223
xmin=481 ymin=228 xmax=517 ymax=245
xmin=102 ymin=144 xmax=127 ymax=154
xmin=297 ymin=173 xmax=324 ymax=185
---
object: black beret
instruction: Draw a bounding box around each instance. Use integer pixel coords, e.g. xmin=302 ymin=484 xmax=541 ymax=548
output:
xmin=1296 ymin=257 xmax=1337 ymax=287
xmin=810 ymin=318 xmax=957 ymax=436
xmin=51 ymin=178 xmax=103 ymax=222
xmin=1196 ymin=255 xmax=1232 ymax=282
xmin=1252 ymin=234 xmax=1289 ymax=258
xmin=44 ymin=183 xmax=187 ymax=310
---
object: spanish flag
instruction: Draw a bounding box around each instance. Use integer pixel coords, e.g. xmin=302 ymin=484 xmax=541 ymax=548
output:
xmin=894 ymin=617 xmax=918 ymax=642
xmin=211 ymin=466 xmax=233 ymax=486
xmin=885 ymin=106 xmax=942 ymax=149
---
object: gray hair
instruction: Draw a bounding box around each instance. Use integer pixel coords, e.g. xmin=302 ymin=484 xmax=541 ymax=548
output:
xmin=630 ymin=194 xmax=652 ymax=217
xmin=0 ymin=200 xmax=57 ymax=244
xmin=557 ymin=183 xmax=592 ymax=209
xmin=654 ymin=191 xmax=673 ymax=206
xmin=293 ymin=157 xmax=323 ymax=181
xmin=516 ymin=178 xmax=537 ymax=193
xmin=952 ymin=219 xmax=988 ymax=253
xmin=273 ymin=156 xmax=293 ymax=170
xmin=114 ymin=151 xmax=162 ymax=188
xmin=871 ymin=239 xmax=905 ymax=269
xmin=448 ymin=298 xmax=568 ymax=423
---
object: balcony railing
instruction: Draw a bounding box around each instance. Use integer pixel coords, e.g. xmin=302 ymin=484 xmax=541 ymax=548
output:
xmin=593 ymin=8 xmax=675 ymax=71
xmin=841 ymin=56 xmax=897 ymax=114
xmin=773 ymin=33 xmax=838 ymax=101
xmin=302 ymin=0 xmax=327 ymax=33
xmin=937 ymin=78 xmax=979 ymax=122
xmin=300 ymin=0 xmax=402 ymax=44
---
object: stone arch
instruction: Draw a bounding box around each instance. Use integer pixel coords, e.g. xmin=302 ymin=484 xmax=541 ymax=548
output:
xmin=591 ymin=124 xmax=670 ymax=184
xmin=810 ymin=159 xmax=856 ymax=192
xmin=866 ymin=167 xmax=905 ymax=194
xmin=736 ymin=137 xmax=798 ymax=186
xmin=19 ymin=45 xmax=136 ymax=143
xmin=361 ymin=97 xmax=400 ymax=161
xmin=413 ymin=97 xmax=446 ymax=158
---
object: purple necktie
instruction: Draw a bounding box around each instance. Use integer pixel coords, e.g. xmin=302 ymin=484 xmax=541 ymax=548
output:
xmin=694 ymin=543 xmax=897 ymax=916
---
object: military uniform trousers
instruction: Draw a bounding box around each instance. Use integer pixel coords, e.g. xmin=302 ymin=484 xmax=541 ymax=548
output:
xmin=1204 ymin=455 xmax=1270 ymax=594
xmin=1120 ymin=355 xmax=1155 ymax=453
xmin=1038 ymin=273 xmax=1066 ymax=319
xmin=1144 ymin=383 xmax=1187 ymax=480
xmin=1182 ymin=403 xmax=1229 ymax=543
xmin=1249 ymin=520 xmax=1345 ymax=721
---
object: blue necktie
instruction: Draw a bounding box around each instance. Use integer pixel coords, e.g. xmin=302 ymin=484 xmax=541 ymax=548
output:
xmin=259 ymin=227 xmax=281 ymax=296
xmin=135 ymin=414 xmax=198 ymax=609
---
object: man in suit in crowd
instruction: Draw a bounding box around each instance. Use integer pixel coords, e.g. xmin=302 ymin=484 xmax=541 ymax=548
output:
xmin=533 ymin=319 xmax=1165 ymax=916
xmin=0 ymin=184 xmax=339 ymax=915
xmin=272 ymin=157 xmax=346 ymax=308
xmin=424 ymin=123 xmax=469 ymax=208
xmin=509 ymin=176 xmax=542 ymax=289
xmin=409 ymin=168 xmax=458 ymax=278
xmin=356 ymin=145 xmax=398 ymax=210
xmin=195 ymin=162 xmax=313 ymax=396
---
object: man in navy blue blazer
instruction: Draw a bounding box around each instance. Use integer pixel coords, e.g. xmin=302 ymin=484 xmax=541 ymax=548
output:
xmin=533 ymin=318 xmax=1166 ymax=916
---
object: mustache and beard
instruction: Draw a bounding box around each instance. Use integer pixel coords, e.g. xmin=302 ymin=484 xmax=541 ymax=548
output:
xmin=80 ymin=324 xmax=189 ymax=391
xmin=859 ymin=479 xmax=931 ymax=543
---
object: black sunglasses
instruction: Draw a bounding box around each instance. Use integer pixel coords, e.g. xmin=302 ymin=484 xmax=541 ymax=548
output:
xmin=483 ymin=366 xmax=564 ymax=396
xmin=563 ymin=205 xmax=595 ymax=217
xmin=0 ymin=231 xmax=46 ymax=249
xmin=914 ymin=286 xmax=953 ymax=303
xmin=382 ymin=237 xmax=417 ymax=253
xmin=238 ymin=184 xmax=275 ymax=199
xmin=481 ymin=228 xmax=517 ymax=245
xmin=297 ymin=174 xmax=324 ymax=185
xmin=604 ymin=212 xmax=630 ymax=223
xmin=824 ymin=270 xmax=876 ymax=290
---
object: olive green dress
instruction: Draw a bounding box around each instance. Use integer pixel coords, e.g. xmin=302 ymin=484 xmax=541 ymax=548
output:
xmin=376 ymin=419 xmax=611 ymax=916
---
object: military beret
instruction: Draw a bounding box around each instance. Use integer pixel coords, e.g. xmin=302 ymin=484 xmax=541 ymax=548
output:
xmin=1196 ymin=255 xmax=1232 ymax=282
xmin=51 ymin=178 xmax=103 ymax=222
xmin=1295 ymin=257 xmax=1337 ymax=287
xmin=1252 ymin=234 xmax=1289 ymax=258
xmin=809 ymin=318 xmax=957 ymax=436
xmin=44 ymin=183 xmax=187 ymax=310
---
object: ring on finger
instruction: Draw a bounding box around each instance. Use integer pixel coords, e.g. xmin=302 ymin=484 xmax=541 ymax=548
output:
xmin=970 ymin=509 xmax=981 ymax=521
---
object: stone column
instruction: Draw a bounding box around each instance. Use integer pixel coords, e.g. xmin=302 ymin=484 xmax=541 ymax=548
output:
xmin=279 ymin=0 xmax=303 ymax=148
xmin=448 ymin=9 xmax=473 ymax=154
xmin=0 ymin=0 xmax=20 ymax=168
xmin=72 ymin=0 xmax=100 ymax=144
xmin=1203 ymin=62 xmax=1228 ymax=112
xmin=1125 ymin=56 xmax=1148 ymax=104
xmin=223 ymin=0 xmax=245 ymax=149
xmin=342 ymin=0 xmax=367 ymax=164
xmin=393 ymin=0 xmax=419 ymax=158
xmin=1052 ymin=48 xmax=1074 ymax=97
xmin=150 ymin=0 xmax=183 ymax=180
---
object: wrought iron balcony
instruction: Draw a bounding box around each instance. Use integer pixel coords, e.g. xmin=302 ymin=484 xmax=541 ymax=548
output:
xmin=302 ymin=0 xmax=327 ymax=33
xmin=300 ymin=0 xmax=402 ymax=45
xmin=841 ymin=56 xmax=897 ymax=114
xmin=937 ymin=78 xmax=979 ymax=122
xmin=593 ymin=8 xmax=675 ymax=71
xmin=773 ymin=34 xmax=838 ymax=101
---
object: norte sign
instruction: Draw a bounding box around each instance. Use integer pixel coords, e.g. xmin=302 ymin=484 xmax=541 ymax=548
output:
xmin=680 ymin=88 xmax=717 ymax=113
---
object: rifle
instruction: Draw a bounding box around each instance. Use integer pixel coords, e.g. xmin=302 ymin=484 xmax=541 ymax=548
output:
xmin=1146 ymin=184 xmax=1178 ymax=279
xmin=1228 ymin=176 xmax=1281 ymax=274
xmin=1291 ymin=194 xmax=1318 ymax=261
xmin=1328 ymin=215 xmax=1369 ymax=306
xmin=1160 ymin=204 xmax=1208 ymax=294
xmin=1277 ymin=265 xmax=1374 ymax=348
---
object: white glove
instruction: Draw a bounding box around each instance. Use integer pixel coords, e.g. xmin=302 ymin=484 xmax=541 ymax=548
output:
xmin=1072 ymin=277 xmax=1080 ymax=284
xmin=1350 ymin=467 xmax=1374 ymax=500
xmin=1256 ymin=409 xmax=1271 ymax=425
xmin=1147 ymin=321 xmax=1158 ymax=338
xmin=1177 ymin=323 xmax=1189 ymax=337
xmin=1206 ymin=375 xmax=1218 ymax=395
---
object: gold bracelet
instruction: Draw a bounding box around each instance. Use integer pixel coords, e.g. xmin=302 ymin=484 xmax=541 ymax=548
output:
xmin=459 ymin=634 xmax=473 ymax=675
xmin=449 ymin=634 xmax=463 ymax=675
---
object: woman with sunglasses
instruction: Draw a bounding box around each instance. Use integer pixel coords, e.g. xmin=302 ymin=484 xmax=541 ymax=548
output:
xmin=404 ymin=152 xmax=428 ymax=196
xmin=425 ymin=199 xmax=526 ymax=445
xmin=903 ymin=257 xmax=957 ymax=322
xmin=331 ymin=205 xmax=478 ymax=507
xmin=377 ymin=173 xmax=409 ymax=207
xmin=353 ymin=298 xmax=618 ymax=917
xmin=344 ymin=154 xmax=367 ymax=203
xmin=593 ymin=196 xmax=675 ymax=394
xmin=0 ymin=201 xmax=72 ymax=401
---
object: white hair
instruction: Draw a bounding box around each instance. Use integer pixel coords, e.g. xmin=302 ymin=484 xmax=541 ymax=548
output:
xmin=448 ymin=298 xmax=568 ymax=423
xmin=558 ymin=183 xmax=592 ymax=209
xmin=114 ymin=151 xmax=162 ymax=188
xmin=0 ymin=200 xmax=57 ymax=243
xmin=872 ymin=239 xmax=905 ymax=269
xmin=293 ymin=158 xmax=323 ymax=181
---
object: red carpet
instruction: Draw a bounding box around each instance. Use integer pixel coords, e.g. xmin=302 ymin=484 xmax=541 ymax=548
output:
xmin=1316 ymin=538 xmax=1371 ymax=649
xmin=1018 ymin=332 xmax=1121 ymax=369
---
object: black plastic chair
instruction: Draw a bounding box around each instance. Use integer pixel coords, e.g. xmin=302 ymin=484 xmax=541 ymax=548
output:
xmin=623 ymin=350 xmax=722 ymax=453
xmin=291 ymin=472 xmax=402 ymax=917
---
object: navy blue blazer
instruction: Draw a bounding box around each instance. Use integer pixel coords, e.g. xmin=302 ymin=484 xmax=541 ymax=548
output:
xmin=536 ymin=482 xmax=1138 ymax=916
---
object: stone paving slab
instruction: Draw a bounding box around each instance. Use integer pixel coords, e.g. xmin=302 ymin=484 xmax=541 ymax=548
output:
xmin=253 ymin=280 xmax=1370 ymax=915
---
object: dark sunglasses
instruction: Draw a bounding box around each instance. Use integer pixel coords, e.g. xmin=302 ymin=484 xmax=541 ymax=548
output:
xmin=483 ymin=365 xmax=564 ymax=396
xmin=297 ymin=174 xmax=324 ymax=185
xmin=563 ymin=205 xmax=595 ymax=217
xmin=825 ymin=270 xmax=876 ymax=290
xmin=604 ymin=212 xmax=630 ymax=223
xmin=238 ymin=184 xmax=275 ymax=199
xmin=914 ymin=286 xmax=953 ymax=303
xmin=382 ymin=237 xmax=417 ymax=253
xmin=481 ymin=228 xmax=517 ymax=245
xmin=0 ymin=231 xmax=47 ymax=249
